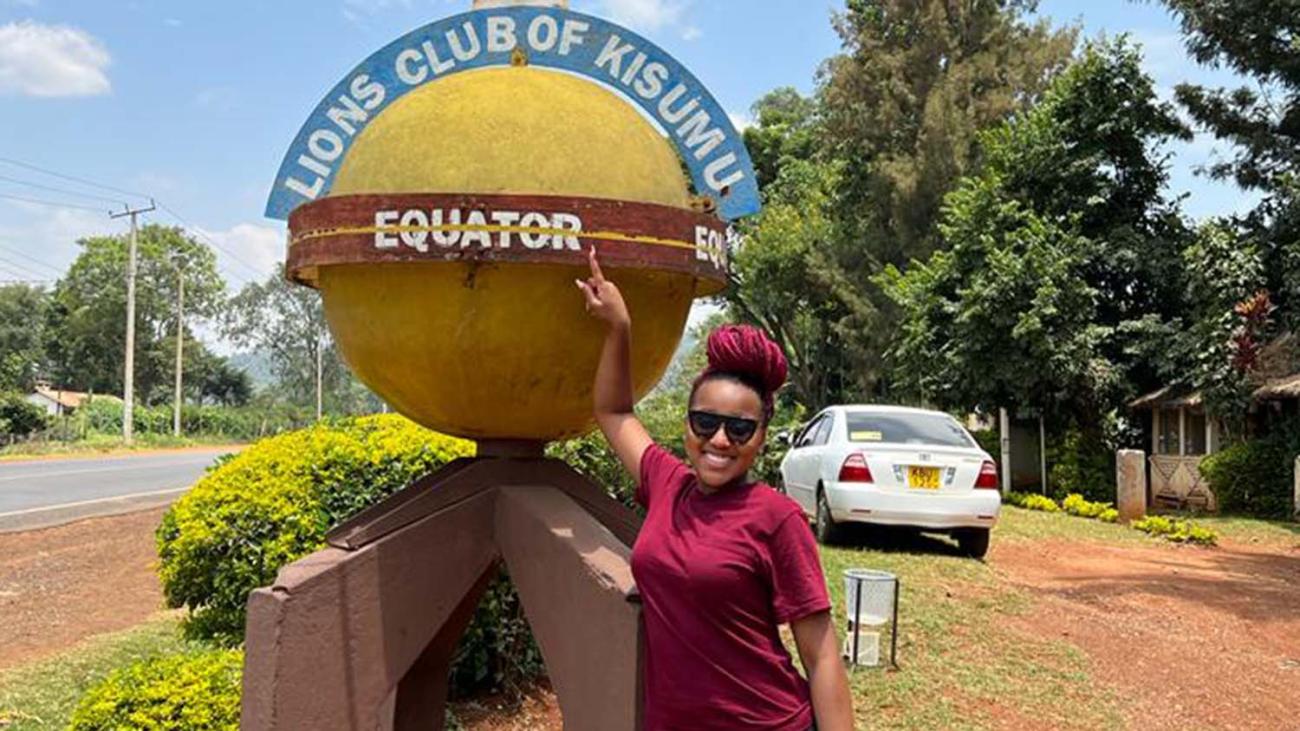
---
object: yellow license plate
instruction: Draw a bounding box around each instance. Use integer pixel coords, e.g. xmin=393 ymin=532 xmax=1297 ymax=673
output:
xmin=908 ymin=466 xmax=941 ymax=490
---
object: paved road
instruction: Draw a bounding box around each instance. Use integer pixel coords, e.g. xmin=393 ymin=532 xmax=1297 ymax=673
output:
xmin=0 ymin=448 xmax=237 ymax=532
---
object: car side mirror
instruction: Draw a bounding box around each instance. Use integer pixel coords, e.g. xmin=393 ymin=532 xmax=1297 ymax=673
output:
xmin=776 ymin=430 xmax=792 ymax=447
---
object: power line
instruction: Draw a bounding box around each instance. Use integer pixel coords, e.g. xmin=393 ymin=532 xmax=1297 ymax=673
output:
xmin=0 ymin=191 xmax=110 ymax=214
xmin=0 ymin=242 xmax=62 ymax=275
xmin=0 ymin=173 xmax=129 ymax=207
xmin=0 ymin=157 xmax=151 ymax=201
xmin=0 ymin=254 xmax=48 ymax=280
xmin=155 ymin=201 xmax=267 ymax=282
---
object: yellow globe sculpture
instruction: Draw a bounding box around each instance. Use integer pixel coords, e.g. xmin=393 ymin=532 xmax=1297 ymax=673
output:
xmin=311 ymin=66 xmax=716 ymax=441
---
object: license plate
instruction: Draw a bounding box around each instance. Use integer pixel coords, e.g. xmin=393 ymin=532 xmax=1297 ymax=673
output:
xmin=908 ymin=466 xmax=940 ymax=490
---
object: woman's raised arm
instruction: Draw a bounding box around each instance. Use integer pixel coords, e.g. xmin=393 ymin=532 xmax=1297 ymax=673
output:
xmin=576 ymin=247 xmax=653 ymax=479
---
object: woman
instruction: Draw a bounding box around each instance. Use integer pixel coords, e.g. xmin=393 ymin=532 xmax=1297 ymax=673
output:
xmin=577 ymin=248 xmax=854 ymax=731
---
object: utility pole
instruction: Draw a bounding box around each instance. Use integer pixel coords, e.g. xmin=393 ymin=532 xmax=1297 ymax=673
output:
xmin=316 ymin=331 xmax=324 ymax=422
xmin=110 ymin=200 xmax=156 ymax=444
xmin=173 ymin=254 xmax=185 ymax=437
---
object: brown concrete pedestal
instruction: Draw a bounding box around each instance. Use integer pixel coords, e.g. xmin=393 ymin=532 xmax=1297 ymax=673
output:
xmin=240 ymin=456 xmax=644 ymax=731
xmin=1116 ymin=449 xmax=1148 ymax=523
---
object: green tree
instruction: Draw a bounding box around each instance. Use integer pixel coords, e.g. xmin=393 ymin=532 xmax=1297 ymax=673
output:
xmin=820 ymin=0 xmax=1077 ymax=265
xmin=1161 ymin=0 xmax=1300 ymax=194
xmin=223 ymin=268 xmax=378 ymax=415
xmin=45 ymin=225 xmax=225 ymax=403
xmin=742 ymin=87 xmax=820 ymax=191
xmin=1160 ymin=0 xmax=1300 ymax=330
xmin=882 ymin=38 xmax=1191 ymax=421
xmin=0 ymin=284 xmax=48 ymax=391
xmin=728 ymin=160 xmax=876 ymax=409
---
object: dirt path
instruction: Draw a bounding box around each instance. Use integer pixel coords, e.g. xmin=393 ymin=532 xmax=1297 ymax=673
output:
xmin=0 ymin=508 xmax=167 ymax=670
xmin=990 ymin=536 xmax=1300 ymax=731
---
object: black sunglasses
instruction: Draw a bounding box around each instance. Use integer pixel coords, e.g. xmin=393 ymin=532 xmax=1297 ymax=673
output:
xmin=688 ymin=410 xmax=761 ymax=446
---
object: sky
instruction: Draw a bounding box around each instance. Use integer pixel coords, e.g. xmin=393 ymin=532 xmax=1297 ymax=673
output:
xmin=0 ymin=0 xmax=1265 ymax=296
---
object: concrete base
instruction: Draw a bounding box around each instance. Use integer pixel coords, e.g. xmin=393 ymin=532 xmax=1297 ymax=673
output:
xmin=241 ymin=457 xmax=644 ymax=731
xmin=1117 ymin=450 xmax=1148 ymax=523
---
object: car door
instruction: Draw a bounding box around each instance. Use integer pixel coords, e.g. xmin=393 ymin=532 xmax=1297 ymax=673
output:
xmin=804 ymin=410 xmax=839 ymax=492
xmin=782 ymin=413 xmax=829 ymax=513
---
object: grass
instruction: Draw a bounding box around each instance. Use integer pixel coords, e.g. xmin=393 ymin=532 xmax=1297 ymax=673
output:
xmin=819 ymin=512 xmax=1127 ymax=730
xmin=0 ymin=615 xmax=194 ymax=730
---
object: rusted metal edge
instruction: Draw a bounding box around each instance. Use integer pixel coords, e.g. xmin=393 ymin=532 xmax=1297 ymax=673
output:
xmin=286 ymin=192 xmax=729 ymax=290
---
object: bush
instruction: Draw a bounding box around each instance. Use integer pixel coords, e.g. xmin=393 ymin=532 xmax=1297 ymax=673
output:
xmin=157 ymin=415 xmax=474 ymax=643
xmin=0 ymin=392 xmax=48 ymax=438
xmin=1006 ymin=492 xmax=1060 ymax=512
xmin=1061 ymin=493 xmax=1114 ymax=520
xmin=1098 ymin=507 xmax=1119 ymax=523
xmin=1048 ymin=428 xmax=1115 ymax=503
xmin=1131 ymin=515 xmax=1218 ymax=545
xmin=971 ymin=428 xmax=1001 ymax=458
xmin=1199 ymin=424 xmax=1299 ymax=519
xmin=68 ymin=649 xmax=242 ymax=731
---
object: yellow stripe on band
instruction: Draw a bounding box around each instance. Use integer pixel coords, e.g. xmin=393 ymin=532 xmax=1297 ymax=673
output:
xmin=291 ymin=224 xmax=702 ymax=252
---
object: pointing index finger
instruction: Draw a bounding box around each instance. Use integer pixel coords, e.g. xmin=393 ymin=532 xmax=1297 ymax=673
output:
xmin=588 ymin=245 xmax=606 ymax=283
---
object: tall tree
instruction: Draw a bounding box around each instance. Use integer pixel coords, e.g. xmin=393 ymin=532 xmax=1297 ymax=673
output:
xmin=223 ymin=268 xmax=378 ymax=415
xmin=728 ymin=160 xmax=875 ymax=410
xmin=742 ymin=87 xmax=820 ymax=191
xmin=0 ymin=284 xmax=48 ymax=391
xmin=820 ymin=0 xmax=1077 ymax=265
xmin=881 ymin=38 xmax=1191 ymax=421
xmin=1160 ymin=0 xmax=1300 ymax=329
xmin=1161 ymin=0 xmax=1300 ymax=193
xmin=45 ymin=225 xmax=224 ymax=402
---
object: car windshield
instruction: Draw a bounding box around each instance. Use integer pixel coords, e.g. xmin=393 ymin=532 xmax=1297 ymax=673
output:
xmin=845 ymin=412 xmax=974 ymax=448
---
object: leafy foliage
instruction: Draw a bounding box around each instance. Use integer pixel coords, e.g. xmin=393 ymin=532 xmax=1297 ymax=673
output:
xmin=1005 ymin=492 xmax=1060 ymax=513
xmin=728 ymin=160 xmax=875 ymax=409
xmin=1130 ymin=515 xmax=1218 ymax=545
xmin=44 ymin=225 xmax=225 ymax=405
xmin=156 ymin=415 xmax=474 ymax=643
xmin=821 ymin=0 xmax=1077 ymax=265
xmin=881 ymin=38 xmax=1191 ymax=426
xmin=223 ymin=267 xmax=377 ymax=415
xmin=0 ymin=392 xmax=48 ymax=438
xmin=67 ymin=649 xmax=242 ymax=731
xmin=1061 ymin=494 xmax=1114 ymax=520
xmin=1199 ymin=423 xmax=1300 ymax=518
xmin=1047 ymin=427 xmax=1118 ymax=503
xmin=0 ymin=284 xmax=48 ymax=391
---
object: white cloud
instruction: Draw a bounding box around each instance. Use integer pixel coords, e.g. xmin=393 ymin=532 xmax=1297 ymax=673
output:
xmin=596 ymin=0 xmax=689 ymax=32
xmin=0 ymin=20 xmax=111 ymax=97
xmin=0 ymin=201 xmax=109 ymax=281
xmin=197 ymin=223 xmax=284 ymax=283
xmin=680 ymin=25 xmax=702 ymax=41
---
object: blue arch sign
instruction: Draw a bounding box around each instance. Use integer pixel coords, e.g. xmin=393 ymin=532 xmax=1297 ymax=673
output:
xmin=265 ymin=7 xmax=761 ymax=222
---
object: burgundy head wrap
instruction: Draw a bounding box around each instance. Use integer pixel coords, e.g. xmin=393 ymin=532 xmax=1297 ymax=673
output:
xmin=692 ymin=325 xmax=789 ymax=421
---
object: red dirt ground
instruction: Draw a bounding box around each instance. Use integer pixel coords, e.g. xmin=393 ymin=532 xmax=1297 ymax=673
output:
xmin=3 ymin=509 xmax=1297 ymax=730
xmin=990 ymin=535 xmax=1300 ymax=731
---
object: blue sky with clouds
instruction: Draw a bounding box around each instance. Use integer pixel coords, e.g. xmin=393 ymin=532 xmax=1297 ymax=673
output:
xmin=0 ymin=0 xmax=1263 ymax=290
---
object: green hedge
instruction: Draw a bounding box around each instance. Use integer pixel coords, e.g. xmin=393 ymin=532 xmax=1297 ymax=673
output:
xmin=157 ymin=415 xmax=473 ymax=641
xmin=0 ymin=392 xmax=48 ymax=438
xmin=67 ymin=649 xmax=242 ymax=731
xmin=1200 ymin=424 xmax=1299 ymax=519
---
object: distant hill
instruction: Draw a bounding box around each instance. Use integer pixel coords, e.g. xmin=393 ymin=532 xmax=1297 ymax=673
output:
xmin=227 ymin=351 xmax=275 ymax=389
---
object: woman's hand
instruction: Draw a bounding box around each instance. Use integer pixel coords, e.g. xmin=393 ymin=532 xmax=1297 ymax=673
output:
xmin=576 ymin=246 xmax=631 ymax=329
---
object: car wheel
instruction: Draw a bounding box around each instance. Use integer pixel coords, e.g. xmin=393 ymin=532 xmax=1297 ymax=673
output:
xmin=957 ymin=528 xmax=991 ymax=559
xmin=815 ymin=486 xmax=845 ymax=545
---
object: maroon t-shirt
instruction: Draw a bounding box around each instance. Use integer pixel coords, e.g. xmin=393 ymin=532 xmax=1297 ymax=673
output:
xmin=631 ymin=444 xmax=831 ymax=731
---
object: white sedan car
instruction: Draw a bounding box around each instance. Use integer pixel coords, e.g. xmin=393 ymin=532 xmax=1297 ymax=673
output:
xmin=779 ymin=405 xmax=1001 ymax=558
